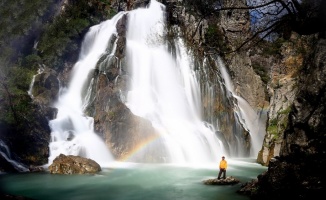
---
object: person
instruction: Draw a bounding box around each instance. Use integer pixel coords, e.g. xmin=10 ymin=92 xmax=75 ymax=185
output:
xmin=217 ymin=156 xmax=227 ymax=179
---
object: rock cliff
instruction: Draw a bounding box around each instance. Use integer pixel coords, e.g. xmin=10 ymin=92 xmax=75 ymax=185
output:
xmin=238 ymin=36 xmax=326 ymax=199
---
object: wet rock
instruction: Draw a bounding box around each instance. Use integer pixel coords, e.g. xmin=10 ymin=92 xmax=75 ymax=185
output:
xmin=48 ymin=154 xmax=101 ymax=174
xmin=29 ymin=165 xmax=45 ymax=172
xmin=32 ymin=68 xmax=59 ymax=106
xmin=203 ymin=176 xmax=240 ymax=185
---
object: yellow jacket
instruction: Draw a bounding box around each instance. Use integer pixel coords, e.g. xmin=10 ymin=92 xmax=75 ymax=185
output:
xmin=219 ymin=160 xmax=227 ymax=169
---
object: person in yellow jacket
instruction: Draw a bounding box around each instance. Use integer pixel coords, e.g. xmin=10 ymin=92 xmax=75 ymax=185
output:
xmin=217 ymin=156 xmax=227 ymax=179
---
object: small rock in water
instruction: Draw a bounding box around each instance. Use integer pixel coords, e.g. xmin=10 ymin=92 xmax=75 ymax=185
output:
xmin=29 ymin=165 xmax=45 ymax=172
xmin=203 ymin=176 xmax=240 ymax=185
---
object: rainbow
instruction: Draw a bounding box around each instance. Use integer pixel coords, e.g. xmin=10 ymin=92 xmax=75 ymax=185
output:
xmin=118 ymin=134 xmax=162 ymax=162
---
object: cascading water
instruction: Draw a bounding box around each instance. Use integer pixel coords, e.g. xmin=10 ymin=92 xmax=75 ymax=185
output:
xmin=198 ymin=57 xmax=249 ymax=157
xmin=125 ymin=0 xmax=224 ymax=164
xmin=0 ymin=140 xmax=29 ymax=172
xmin=216 ymin=57 xmax=265 ymax=156
xmin=47 ymin=13 xmax=127 ymax=166
xmin=28 ymin=66 xmax=44 ymax=98
xmin=47 ymin=0 xmax=264 ymax=165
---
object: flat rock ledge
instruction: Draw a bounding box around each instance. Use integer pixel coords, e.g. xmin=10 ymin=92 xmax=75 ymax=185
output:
xmin=203 ymin=176 xmax=240 ymax=185
xmin=48 ymin=154 xmax=101 ymax=174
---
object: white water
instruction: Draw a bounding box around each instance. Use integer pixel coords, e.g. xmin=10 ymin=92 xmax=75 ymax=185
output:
xmin=27 ymin=66 xmax=44 ymax=98
xmin=217 ymin=57 xmax=265 ymax=156
xmin=46 ymin=0 xmax=264 ymax=166
xmin=47 ymin=13 xmax=127 ymax=165
xmin=0 ymin=140 xmax=29 ymax=172
xmin=125 ymin=0 xmax=224 ymax=164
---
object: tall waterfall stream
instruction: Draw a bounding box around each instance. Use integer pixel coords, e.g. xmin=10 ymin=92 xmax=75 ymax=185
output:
xmin=46 ymin=0 xmax=265 ymax=166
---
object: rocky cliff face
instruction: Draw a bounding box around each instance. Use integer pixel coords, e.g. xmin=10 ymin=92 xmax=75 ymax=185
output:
xmin=239 ymin=35 xmax=326 ymax=200
xmin=81 ymin=10 xmax=162 ymax=161
xmin=257 ymin=34 xmax=313 ymax=166
xmin=218 ymin=0 xmax=267 ymax=110
xmin=166 ymin=0 xmax=268 ymax=155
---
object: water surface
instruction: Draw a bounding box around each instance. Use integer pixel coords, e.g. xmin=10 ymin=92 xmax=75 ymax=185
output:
xmin=0 ymin=158 xmax=266 ymax=200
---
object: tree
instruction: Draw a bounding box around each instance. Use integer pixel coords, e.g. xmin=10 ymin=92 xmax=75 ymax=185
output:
xmin=184 ymin=0 xmax=326 ymax=52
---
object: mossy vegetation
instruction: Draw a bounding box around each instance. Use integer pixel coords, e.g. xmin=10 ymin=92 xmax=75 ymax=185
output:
xmin=204 ymin=22 xmax=231 ymax=54
xmin=0 ymin=0 xmax=57 ymax=132
xmin=252 ymin=63 xmax=270 ymax=85
xmin=267 ymin=106 xmax=292 ymax=139
xmin=279 ymin=106 xmax=292 ymax=115
xmin=267 ymin=118 xmax=278 ymax=138
xmin=261 ymin=38 xmax=285 ymax=56
xmin=38 ymin=0 xmax=116 ymax=70
xmin=0 ymin=0 xmax=117 ymax=152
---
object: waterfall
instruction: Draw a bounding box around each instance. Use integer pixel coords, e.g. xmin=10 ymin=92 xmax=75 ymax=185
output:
xmin=47 ymin=0 xmax=264 ymax=165
xmin=27 ymin=66 xmax=44 ymax=98
xmin=0 ymin=140 xmax=29 ymax=172
xmin=198 ymin=57 xmax=248 ymax=157
xmin=46 ymin=13 xmax=126 ymax=166
xmin=125 ymin=0 xmax=223 ymax=163
xmin=217 ymin=57 xmax=265 ymax=156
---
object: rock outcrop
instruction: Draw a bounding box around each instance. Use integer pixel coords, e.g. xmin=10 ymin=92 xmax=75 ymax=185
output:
xmin=203 ymin=176 xmax=240 ymax=185
xmin=31 ymin=67 xmax=59 ymax=106
xmin=257 ymin=33 xmax=312 ymax=166
xmin=218 ymin=0 xmax=267 ymax=110
xmin=238 ymin=36 xmax=326 ymax=200
xmin=48 ymin=154 xmax=101 ymax=174
xmin=79 ymin=12 xmax=162 ymax=161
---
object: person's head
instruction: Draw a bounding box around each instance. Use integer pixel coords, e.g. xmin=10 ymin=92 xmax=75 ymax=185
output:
xmin=222 ymin=156 xmax=225 ymax=160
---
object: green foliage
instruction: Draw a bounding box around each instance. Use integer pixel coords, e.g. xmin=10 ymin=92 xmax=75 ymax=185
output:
xmin=267 ymin=107 xmax=291 ymax=140
xmin=278 ymin=106 xmax=291 ymax=115
xmin=267 ymin=122 xmax=278 ymax=138
xmin=37 ymin=0 xmax=116 ymax=70
xmin=0 ymin=0 xmax=54 ymax=63
xmin=108 ymin=9 xmax=118 ymax=19
xmin=8 ymin=66 xmax=35 ymax=92
xmin=261 ymin=38 xmax=285 ymax=56
xmin=252 ymin=63 xmax=270 ymax=85
xmin=267 ymin=118 xmax=279 ymax=138
xmin=204 ymin=23 xmax=230 ymax=53
xmin=269 ymin=118 xmax=278 ymax=126
xmin=0 ymin=92 xmax=36 ymax=131
xmin=0 ymin=0 xmax=58 ymax=124
xmin=23 ymin=54 xmax=42 ymax=70
xmin=0 ymin=0 xmax=118 ymax=137
xmin=38 ymin=16 xmax=82 ymax=69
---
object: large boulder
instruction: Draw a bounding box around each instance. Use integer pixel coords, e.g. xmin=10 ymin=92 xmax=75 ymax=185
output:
xmin=48 ymin=154 xmax=101 ymax=174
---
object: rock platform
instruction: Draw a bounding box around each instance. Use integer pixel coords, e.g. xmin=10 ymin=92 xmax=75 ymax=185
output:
xmin=203 ymin=176 xmax=240 ymax=185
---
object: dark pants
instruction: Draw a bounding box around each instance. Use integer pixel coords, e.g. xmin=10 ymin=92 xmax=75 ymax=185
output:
xmin=218 ymin=169 xmax=226 ymax=179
